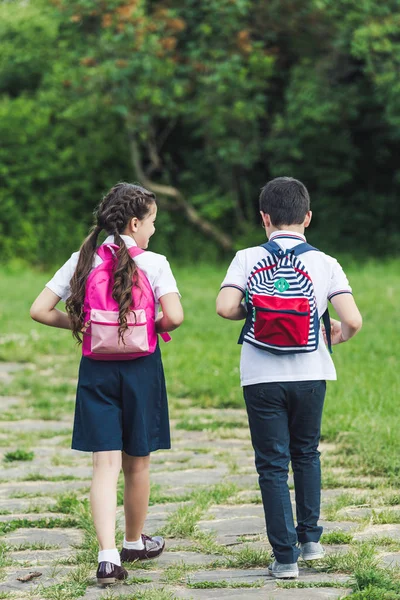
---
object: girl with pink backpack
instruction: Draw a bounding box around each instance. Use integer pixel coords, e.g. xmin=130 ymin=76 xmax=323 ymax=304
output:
xmin=30 ymin=183 xmax=184 ymax=584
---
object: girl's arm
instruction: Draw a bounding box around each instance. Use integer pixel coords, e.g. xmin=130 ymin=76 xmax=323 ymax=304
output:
xmin=30 ymin=288 xmax=71 ymax=330
xmin=156 ymin=293 xmax=184 ymax=333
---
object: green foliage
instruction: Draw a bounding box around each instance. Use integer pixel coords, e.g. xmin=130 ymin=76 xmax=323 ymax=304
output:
xmin=1 ymin=0 xmax=400 ymax=263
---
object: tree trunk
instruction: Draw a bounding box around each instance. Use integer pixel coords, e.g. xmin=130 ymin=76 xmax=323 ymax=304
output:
xmin=129 ymin=136 xmax=234 ymax=252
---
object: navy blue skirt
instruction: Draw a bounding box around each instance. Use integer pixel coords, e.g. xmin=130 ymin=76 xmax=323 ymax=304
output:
xmin=72 ymin=344 xmax=170 ymax=456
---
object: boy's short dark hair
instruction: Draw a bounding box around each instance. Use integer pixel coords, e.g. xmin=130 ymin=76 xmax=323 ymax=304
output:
xmin=259 ymin=177 xmax=310 ymax=226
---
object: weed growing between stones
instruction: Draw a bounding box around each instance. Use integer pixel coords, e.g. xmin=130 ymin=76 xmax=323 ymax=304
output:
xmin=187 ymin=579 xmax=264 ymax=589
xmin=0 ymin=517 xmax=79 ymax=535
xmin=0 ymin=544 xmax=12 ymax=582
xmin=277 ymin=581 xmax=347 ymax=589
xmin=321 ymin=531 xmax=354 ymax=544
xmin=100 ymin=590 xmax=179 ymax=600
xmin=371 ymin=510 xmax=400 ymax=525
xmin=224 ymin=546 xmax=271 ymax=569
xmin=3 ymin=450 xmax=34 ymax=463
xmin=317 ymin=542 xmax=400 ymax=597
xmin=11 ymin=541 xmax=61 ymax=551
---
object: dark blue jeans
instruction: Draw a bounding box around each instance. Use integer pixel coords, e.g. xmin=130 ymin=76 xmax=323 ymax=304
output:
xmin=243 ymin=380 xmax=326 ymax=564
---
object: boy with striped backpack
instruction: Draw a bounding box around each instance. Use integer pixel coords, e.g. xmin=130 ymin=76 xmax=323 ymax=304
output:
xmin=217 ymin=177 xmax=362 ymax=579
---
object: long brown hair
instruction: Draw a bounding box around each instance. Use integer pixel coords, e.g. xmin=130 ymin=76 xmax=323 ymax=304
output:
xmin=65 ymin=183 xmax=156 ymax=344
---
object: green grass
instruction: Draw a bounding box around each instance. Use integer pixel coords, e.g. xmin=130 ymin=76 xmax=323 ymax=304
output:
xmin=187 ymin=579 xmax=264 ymax=589
xmin=321 ymin=531 xmax=354 ymax=545
xmin=0 ymin=517 xmax=79 ymax=536
xmin=3 ymin=449 xmax=34 ymax=462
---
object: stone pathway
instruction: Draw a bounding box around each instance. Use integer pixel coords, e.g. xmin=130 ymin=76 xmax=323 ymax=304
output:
xmin=0 ymin=363 xmax=399 ymax=599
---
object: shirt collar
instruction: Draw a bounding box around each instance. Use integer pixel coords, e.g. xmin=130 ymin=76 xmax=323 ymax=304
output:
xmin=269 ymin=230 xmax=306 ymax=242
xmin=103 ymin=234 xmax=138 ymax=248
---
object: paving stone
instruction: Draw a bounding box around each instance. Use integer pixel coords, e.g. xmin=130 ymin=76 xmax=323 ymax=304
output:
xmin=0 ymin=363 xmax=29 ymax=374
xmin=225 ymin=474 xmax=259 ymax=488
xmin=0 ymin=464 xmax=93 ymax=480
xmin=353 ymin=524 xmax=400 ymax=541
xmin=320 ymin=520 xmax=361 ymax=533
xmin=0 ymin=512 xmax=72 ymax=523
xmin=380 ymin=552 xmax=400 ymax=568
xmin=0 ymin=497 xmax=57 ymax=512
xmin=10 ymin=547 xmax=73 ymax=565
xmin=205 ymin=504 xmax=264 ymax=521
xmin=82 ymin=582 xmax=166 ymax=599
xmin=0 ymin=480 xmax=91 ymax=496
xmin=198 ymin=515 xmax=266 ymax=545
xmin=152 ymin=467 xmax=228 ymax=487
xmin=4 ymin=527 xmax=83 ymax=548
xmin=337 ymin=506 xmax=374 ymax=519
xmin=0 ymin=564 xmax=73 ymax=593
xmin=0 ymin=420 xmax=70 ymax=431
xmin=188 ymin=568 xmax=268 ymax=584
xmin=0 ymin=397 xmax=22 ymax=411
xmin=155 ymin=550 xmax=220 ymax=567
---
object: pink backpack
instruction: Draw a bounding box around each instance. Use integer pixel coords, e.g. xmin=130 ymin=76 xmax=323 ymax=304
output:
xmin=82 ymin=244 xmax=170 ymax=361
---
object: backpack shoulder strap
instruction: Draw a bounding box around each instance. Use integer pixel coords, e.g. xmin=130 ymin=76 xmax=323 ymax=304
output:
xmin=128 ymin=246 xmax=145 ymax=258
xmin=261 ymin=241 xmax=319 ymax=258
xmin=96 ymin=243 xmax=119 ymax=261
xmin=260 ymin=241 xmax=285 ymax=258
xmin=288 ymin=242 xmax=319 ymax=256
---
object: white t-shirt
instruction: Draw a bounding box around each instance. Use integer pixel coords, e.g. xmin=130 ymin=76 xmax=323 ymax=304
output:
xmin=220 ymin=231 xmax=352 ymax=386
xmin=46 ymin=235 xmax=180 ymax=315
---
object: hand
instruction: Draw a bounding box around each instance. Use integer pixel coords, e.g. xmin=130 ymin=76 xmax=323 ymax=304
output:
xmin=322 ymin=318 xmax=345 ymax=346
xmin=81 ymin=320 xmax=91 ymax=333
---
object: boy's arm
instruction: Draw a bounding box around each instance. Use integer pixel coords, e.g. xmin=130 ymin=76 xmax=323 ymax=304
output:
xmin=216 ymin=287 xmax=247 ymax=320
xmin=30 ymin=288 xmax=71 ymax=330
xmin=329 ymin=294 xmax=362 ymax=343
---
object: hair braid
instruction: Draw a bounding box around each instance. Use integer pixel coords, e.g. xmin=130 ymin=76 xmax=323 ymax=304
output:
xmin=66 ymin=224 xmax=102 ymax=342
xmin=66 ymin=183 xmax=156 ymax=344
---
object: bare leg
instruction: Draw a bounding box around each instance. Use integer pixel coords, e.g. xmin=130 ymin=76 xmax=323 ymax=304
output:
xmin=90 ymin=450 xmax=122 ymax=550
xmin=122 ymin=452 xmax=150 ymax=541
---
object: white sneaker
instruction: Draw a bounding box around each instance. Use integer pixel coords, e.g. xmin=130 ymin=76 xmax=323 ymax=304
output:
xmin=300 ymin=541 xmax=325 ymax=560
xmin=268 ymin=559 xmax=299 ymax=579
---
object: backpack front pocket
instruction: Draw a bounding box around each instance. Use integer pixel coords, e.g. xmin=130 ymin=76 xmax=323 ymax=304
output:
xmin=252 ymin=295 xmax=310 ymax=347
xmin=90 ymin=309 xmax=149 ymax=354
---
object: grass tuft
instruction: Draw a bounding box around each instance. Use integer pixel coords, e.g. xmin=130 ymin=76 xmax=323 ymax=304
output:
xmin=3 ymin=449 xmax=34 ymax=462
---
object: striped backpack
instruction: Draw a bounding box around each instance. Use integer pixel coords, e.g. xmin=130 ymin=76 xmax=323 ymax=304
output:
xmin=239 ymin=241 xmax=331 ymax=355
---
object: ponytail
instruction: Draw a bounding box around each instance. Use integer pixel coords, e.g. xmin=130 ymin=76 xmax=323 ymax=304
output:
xmin=66 ymin=225 xmax=102 ymax=343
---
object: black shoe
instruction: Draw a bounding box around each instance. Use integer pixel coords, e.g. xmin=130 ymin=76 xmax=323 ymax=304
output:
xmin=96 ymin=561 xmax=128 ymax=585
xmin=120 ymin=534 xmax=165 ymax=562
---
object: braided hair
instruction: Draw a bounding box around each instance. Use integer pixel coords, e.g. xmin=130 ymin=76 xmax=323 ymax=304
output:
xmin=66 ymin=183 xmax=156 ymax=344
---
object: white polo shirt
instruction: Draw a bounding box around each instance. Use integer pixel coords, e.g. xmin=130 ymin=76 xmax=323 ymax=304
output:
xmin=220 ymin=231 xmax=352 ymax=385
xmin=46 ymin=235 xmax=180 ymax=314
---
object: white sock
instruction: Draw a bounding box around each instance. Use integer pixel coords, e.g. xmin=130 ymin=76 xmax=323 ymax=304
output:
xmin=98 ymin=548 xmax=121 ymax=566
xmin=123 ymin=536 xmax=145 ymax=550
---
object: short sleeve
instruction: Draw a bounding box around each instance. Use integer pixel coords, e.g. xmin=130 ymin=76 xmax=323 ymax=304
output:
xmin=152 ymin=257 xmax=180 ymax=302
xmin=328 ymin=259 xmax=352 ymax=301
xmin=220 ymin=251 xmax=247 ymax=293
xmin=46 ymin=252 xmax=80 ymax=302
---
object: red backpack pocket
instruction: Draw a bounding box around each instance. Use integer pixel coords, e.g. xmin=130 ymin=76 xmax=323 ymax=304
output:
xmin=252 ymin=295 xmax=310 ymax=348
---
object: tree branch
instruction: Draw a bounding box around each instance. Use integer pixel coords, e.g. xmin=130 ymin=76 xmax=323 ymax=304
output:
xmin=130 ymin=136 xmax=234 ymax=252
